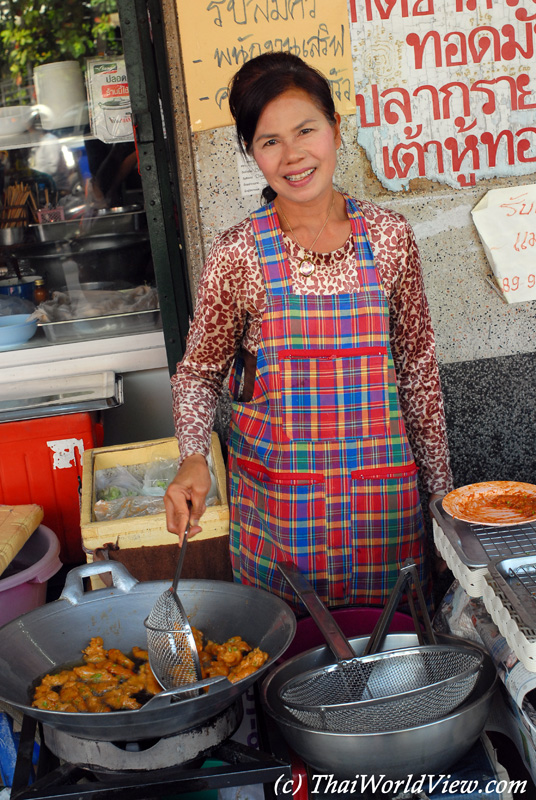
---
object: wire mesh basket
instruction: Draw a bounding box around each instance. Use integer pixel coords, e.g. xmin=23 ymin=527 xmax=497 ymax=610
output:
xmin=144 ymin=600 xmax=201 ymax=696
xmin=278 ymin=643 xmax=483 ymax=733
xmin=144 ymin=535 xmax=202 ymax=694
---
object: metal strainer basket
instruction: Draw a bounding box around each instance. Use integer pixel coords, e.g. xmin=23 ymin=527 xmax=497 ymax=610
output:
xmin=277 ymin=560 xmax=483 ymax=734
xmin=278 ymin=643 xmax=483 ymax=733
xmin=144 ymin=535 xmax=202 ymax=692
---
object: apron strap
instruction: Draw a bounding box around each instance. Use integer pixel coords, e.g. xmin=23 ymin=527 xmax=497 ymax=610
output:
xmin=250 ymin=196 xmax=382 ymax=295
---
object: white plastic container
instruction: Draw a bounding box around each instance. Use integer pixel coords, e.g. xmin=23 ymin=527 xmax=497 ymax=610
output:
xmin=0 ymin=525 xmax=62 ymax=627
xmin=34 ymin=61 xmax=89 ymax=130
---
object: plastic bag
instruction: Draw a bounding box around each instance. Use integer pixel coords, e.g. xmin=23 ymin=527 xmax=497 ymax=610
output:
xmin=0 ymin=295 xmax=35 ymax=317
xmin=94 ymin=496 xmax=165 ymax=521
xmin=29 ymin=285 xmax=160 ymax=322
xmin=95 ymin=466 xmax=144 ymax=502
xmin=142 ymin=458 xmax=179 ymax=496
xmin=205 ymin=452 xmax=220 ymax=506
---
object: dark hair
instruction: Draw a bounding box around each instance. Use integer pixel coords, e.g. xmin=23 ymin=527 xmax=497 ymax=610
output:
xmin=228 ymin=53 xmax=336 ymax=201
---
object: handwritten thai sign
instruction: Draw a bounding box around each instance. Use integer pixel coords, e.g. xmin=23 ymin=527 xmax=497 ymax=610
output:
xmin=472 ymin=185 xmax=536 ymax=304
xmin=349 ymin=0 xmax=536 ymax=191
xmin=175 ymin=0 xmax=355 ymax=131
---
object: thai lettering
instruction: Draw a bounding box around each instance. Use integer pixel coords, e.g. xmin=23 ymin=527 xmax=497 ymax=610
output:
xmin=513 ymin=232 xmax=536 ymax=251
xmin=501 ymin=22 xmax=534 ymax=59
xmin=328 ymin=72 xmax=352 ymax=103
xmin=500 ymin=192 xmax=536 ymax=216
xmin=355 ymin=73 xmax=536 ymax=129
xmin=440 ymin=82 xmax=471 ymax=119
xmin=481 ymin=130 xmax=515 ymax=166
xmin=406 ymin=23 xmax=536 ymax=69
xmin=355 ymin=84 xmax=381 ymax=127
xmin=444 ymin=31 xmax=468 ymax=66
xmin=207 ymin=0 xmax=316 ymax=27
xmin=213 ymin=24 xmax=343 ymax=67
xmin=361 ymin=0 xmax=434 ymax=22
xmin=516 ymin=126 xmax=536 ymax=162
xmin=380 ymin=125 xmax=536 ymax=185
xmin=381 ymin=87 xmax=412 ymax=124
xmin=351 ymin=0 xmax=536 ymax=188
xmin=406 ymin=30 xmax=442 ymax=67
xmin=455 ymin=0 xmax=493 ymax=11
xmin=512 ymin=1 xmax=536 ymax=23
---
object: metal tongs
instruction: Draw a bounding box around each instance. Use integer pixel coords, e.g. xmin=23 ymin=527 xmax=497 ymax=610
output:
xmin=278 ymin=558 xmax=436 ymax=660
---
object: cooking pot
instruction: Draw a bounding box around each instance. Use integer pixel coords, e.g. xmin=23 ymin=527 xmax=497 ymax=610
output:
xmin=262 ymin=632 xmax=497 ymax=781
xmin=15 ymin=233 xmax=152 ymax=290
xmin=0 ymin=276 xmax=41 ymax=301
xmin=0 ymin=561 xmax=296 ymax=741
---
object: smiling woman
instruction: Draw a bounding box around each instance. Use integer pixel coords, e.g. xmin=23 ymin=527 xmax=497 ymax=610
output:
xmin=164 ymin=52 xmax=453 ymax=614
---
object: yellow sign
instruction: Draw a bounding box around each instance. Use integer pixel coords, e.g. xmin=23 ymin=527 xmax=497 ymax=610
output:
xmin=176 ymin=0 xmax=356 ymax=132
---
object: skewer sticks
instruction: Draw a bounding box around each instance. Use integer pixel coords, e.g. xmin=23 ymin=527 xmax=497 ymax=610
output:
xmin=0 ymin=181 xmax=32 ymax=228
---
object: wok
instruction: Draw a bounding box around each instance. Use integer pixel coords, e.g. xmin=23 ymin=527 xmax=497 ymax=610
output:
xmin=15 ymin=233 xmax=152 ymax=290
xmin=0 ymin=561 xmax=296 ymax=741
xmin=262 ymin=632 xmax=497 ymax=781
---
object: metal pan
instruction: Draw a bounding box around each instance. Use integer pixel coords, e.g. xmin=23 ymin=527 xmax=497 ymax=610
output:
xmin=0 ymin=561 xmax=296 ymax=741
xmin=262 ymin=632 xmax=496 ymax=781
xmin=430 ymin=497 xmax=536 ymax=569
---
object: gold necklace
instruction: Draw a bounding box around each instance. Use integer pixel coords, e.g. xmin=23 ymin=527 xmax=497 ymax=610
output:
xmin=277 ymin=192 xmax=335 ymax=277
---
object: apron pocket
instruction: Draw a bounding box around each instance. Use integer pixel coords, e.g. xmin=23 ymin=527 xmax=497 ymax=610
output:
xmin=349 ymin=463 xmax=426 ymax=602
xmin=278 ymin=347 xmax=390 ymax=441
xmin=236 ymin=457 xmax=327 ymax=578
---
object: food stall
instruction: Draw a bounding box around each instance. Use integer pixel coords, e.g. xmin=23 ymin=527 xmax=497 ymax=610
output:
xmin=0 ymin=0 xmax=192 ymax=566
xmin=1 ymin=0 xmax=536 ymax=795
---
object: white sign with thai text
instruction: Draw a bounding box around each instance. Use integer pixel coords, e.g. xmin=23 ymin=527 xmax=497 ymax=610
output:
xmin=349 ymin=0 xmax=536 ymax=191
xmin=472 ymin=184 xmax=536 ymax=304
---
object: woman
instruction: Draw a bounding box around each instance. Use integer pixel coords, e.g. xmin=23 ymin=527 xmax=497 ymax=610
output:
xmin=164 ymin=52 xmax=453 ymax=610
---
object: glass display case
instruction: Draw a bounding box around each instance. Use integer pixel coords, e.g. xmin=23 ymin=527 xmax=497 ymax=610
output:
xmin=0 ymin=0 xmax=190 ymax=370
xmin=0 ymin=77 xmax=161 ymax=353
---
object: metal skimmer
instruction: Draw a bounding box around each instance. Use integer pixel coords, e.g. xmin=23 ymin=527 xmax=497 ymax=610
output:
xmin=277 ymin=560 xmax=483 ymax=734
xmin=144 ymin=534 xmax=202 ymax=692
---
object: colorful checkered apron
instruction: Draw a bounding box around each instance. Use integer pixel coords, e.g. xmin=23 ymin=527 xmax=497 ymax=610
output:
xmin=228 ymin=195 xmax=428 ymax=611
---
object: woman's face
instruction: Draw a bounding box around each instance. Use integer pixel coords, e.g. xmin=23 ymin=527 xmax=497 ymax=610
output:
xmin=250 ymin=88 xmax=341 ymax=207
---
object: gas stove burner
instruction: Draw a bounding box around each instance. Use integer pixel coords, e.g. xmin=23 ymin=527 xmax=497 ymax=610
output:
xmin=43 ymin=700 xmax=243 ymax=774
xmin=11 ymin=702 xmax=293 ymax=800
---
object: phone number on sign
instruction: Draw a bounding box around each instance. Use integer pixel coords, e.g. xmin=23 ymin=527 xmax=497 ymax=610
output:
xmin=502 ymin=275 xmax=536 ymax=292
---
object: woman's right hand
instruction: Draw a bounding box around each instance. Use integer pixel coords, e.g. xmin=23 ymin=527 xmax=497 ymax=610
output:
xmin=164 ymin=454 xmax=212 ymax=544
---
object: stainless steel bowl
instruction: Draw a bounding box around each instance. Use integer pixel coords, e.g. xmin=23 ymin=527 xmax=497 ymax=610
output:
xmin=261 ymin=632 xmax=497 ymax=780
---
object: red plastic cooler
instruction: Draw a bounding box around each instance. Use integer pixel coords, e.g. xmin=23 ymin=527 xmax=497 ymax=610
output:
xmin=0 ymin=413 xmax=104 ymax=564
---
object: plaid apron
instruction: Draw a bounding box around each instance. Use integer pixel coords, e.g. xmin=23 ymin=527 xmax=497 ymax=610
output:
xmin=228 ymin=195 xmax=428 ymax=611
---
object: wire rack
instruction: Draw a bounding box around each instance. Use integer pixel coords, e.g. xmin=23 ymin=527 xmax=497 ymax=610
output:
xmin=432 ymin=514 xmax=536 ymax=670
xmin=470 ymin=522 xmax=536 ymax=561
xmin=507 ymin=563 xmax=536 ymax=595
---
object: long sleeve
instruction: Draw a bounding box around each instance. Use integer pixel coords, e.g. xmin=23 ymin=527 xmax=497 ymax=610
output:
xmin=170 ymin=230 xmax=249 ymax=463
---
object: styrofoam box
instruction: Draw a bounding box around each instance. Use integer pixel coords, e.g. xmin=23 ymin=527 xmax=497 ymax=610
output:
xmin=80 ymin=433 xmax=228 ymax=555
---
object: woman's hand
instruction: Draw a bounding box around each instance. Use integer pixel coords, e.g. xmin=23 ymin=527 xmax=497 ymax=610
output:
xmin=164 ymin=454 xmax=212 ymax=544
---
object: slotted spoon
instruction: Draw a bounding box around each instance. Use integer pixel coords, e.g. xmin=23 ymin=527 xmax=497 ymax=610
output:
xmin=144 ymin=532 xmax=202 ymax=691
